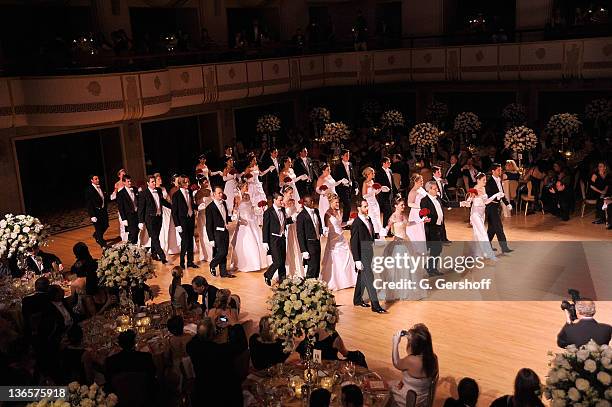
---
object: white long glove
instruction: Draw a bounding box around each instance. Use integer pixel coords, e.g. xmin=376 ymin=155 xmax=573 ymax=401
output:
xmin=302 ymin=252 xmax=310 ymax=260
xmin=263 ymin=243 xmax=269 ymax=252
xmin=381 ymin=186 xmax=390 ymax=193
xmin=138 ymin=223 xmax=144 ymax=230
xmin=91 ymin=217 xmax=97 ymax=223
xmin=355 ymin=261 xmax=364 ymax=271
xmin=507 ymin=204 xmax=513 ymax=211
xmin=210 ymin=171 xmax=223 ymax=176
xmin=176 ymin=226 xmax=183 ymax=233
xmin=354 ymin=188 xmax=359 ymax=196
xmin=496 ymin=191 xmax=505 ymax=199
xmin=210 ymin=241 xmax=215 ymax=248
xmin=122 ymin=220 xmax=128 ymax=226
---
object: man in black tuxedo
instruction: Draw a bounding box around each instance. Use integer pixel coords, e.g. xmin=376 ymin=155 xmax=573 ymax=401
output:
xmin=261 ymin=148 xmax=280 ymax=198
xmin=172 ymin=175 xmax=198 ymax=269
xmin=205 ymin=186 xmax=236 ymax=278
xmin=432 ymin=165 xmax=451 ymax=243
xmin=263 ymin=193 xmax=294 ymax=285
xmin=25 ymin=245 xmax=62 ymax=275
xmin=391 ymin=154 xmax=408 ymax=193
xmin=445 ymin=154 xmax=462 ymax=189
xmin=190 ymin=276 xmax=219 ymax=314
xmin=116 ymin=174 xmax=139 ymax=244
xmin=375 ymin=156 xmax=396 ymax=229
xmin=334 ymin=150 xmax=359 ymax=225
xmin=420 ymin=181 xmax=465 ymax=275
xmin=86 ymin=174 xmax=109 ymax=248
xmin=21 ymin=276 xmax=51 ymax=341
xmin=138 ymin=175 xmax=172 ymax=263
xmin=350 ymin=199 xmax=386 ymax=313
xmin=296 ymin=195 xmax=323 ymax=279
xmin=293 ymin=147 xmax=316 ymax=198
xmin=485 ymin=164 xmax=513 ymax=253
xmin=557 ymin=299 xmax=612 ymax=348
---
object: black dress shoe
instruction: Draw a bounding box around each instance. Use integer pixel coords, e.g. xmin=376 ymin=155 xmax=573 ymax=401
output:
xmin=264 ymin=276 xmax=272 ymax=286
xmin=427 ymin=269 xmax=443 ymax=276
xmin=607 ymin=224 xmax=612 ymax=230
xmin=492 ymin=248 xmax=498 ymax=252
xmin=593 ymin=219 xmax=605 ymax=224
xmin=187 ymin=263 xmax=199 ymax=269
xmin=210 ymin=267 xmax=217 ymax=277
xmin=502 ymin=248 xmax=514 ymax=253
xmin=354 ymin=302 xmax=370 ymax=308
xmin=372 ymin=306 xmax=388 ymax=314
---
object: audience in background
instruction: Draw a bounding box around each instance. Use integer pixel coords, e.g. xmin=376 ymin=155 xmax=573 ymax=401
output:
xmin=443 ymin=377 xmax=479 ymax=407
xmin=341 ymin=384 xmax=364 ymax=407
xmin=588 ymin=161 xmax=609 ymax=225
xmin=490 ymin=368 xmax=544 ymax=407
xmin=249 ymin=316 xmax=292 ymax=370
xmin=310 ymin=388 xmax=332 ymax=407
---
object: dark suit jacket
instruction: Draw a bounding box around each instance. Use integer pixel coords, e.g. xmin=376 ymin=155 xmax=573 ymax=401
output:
xmin=104 ymin=350 xmax=157 ymax=392
xmin=262 ymin=206 xmax=293 ymax=245
xmin=116 ymin=187 xmax=139 ymax=220
xmin=350 ymin=216 xmax=377 ymax=263
xmin=557 ymin=318 xmax=612 ymax=348
xmin=48 ymin=300 xmax=75 ymax=341
xmin=205 ymin=200 xmax=231 ymax=241
xmin=420 ymin=194 xmax=460 ymax=240
xmin=444 ymin=163 xmax=462 ymax=188
xmin=334 ymin=161 xmax=358 ymax=197
xmin=138 ymin=187 xmax=170 ymax=223
xmin=85 ymin=184 xmax=107 ymax=218
xmin=261 ymin=155 xmax=280 ymax=195
xmin=485 ymin=176 xmax=510 ymax=205
xmin=171 ymin=188 xmax=196 ymax=227
xmin=293 ymin=157 xmax=315 ymax=180
xmin=375 ymin=167 xmax=396 ymax=205
xmin=25 ymin=251 xmax=61 ymax=275
xmin=21 ymin=292 xmax=51 ymax=337
xmin=296 ymin=208 xmax=323 ymax=253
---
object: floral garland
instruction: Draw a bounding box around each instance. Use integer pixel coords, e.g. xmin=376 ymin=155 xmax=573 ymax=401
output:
xmin=256 ymin=114 xmax=281 ymax=134
xmin=453 ymin=112 xmax=482 ymax=136
xmin=544 ymin=340 xmax=612 ymax=406
xmin=409 ymin=123 xmax=440 ymax=148
xmin=309 ymin=107 xmax=331 ymax=125
xmin=503 ymin=126 xmax=538 ymax=152
xmin=0 ymin=214 xmax=49 ymax=259
xmin=502 ymin=103 xmax=527 ymax=126
xmin=27 ymin=382 xmax=118 ymax=407
xmin=267 ymin=277 xmax=339 ymax=352
xmin=546 ymin=113 xmax=582 ymax=138
xmin=380 ymin=110 xmax=405 ymax=128
xmin=321 ymin=122 xmax=351 ymax=144
xmin=97 ymin=242 xmax=156 ymax=289
xmin=425 ymin=101 xmax=449 ymax=124
xmin=585 ymin=99 xmax=612 ymax=122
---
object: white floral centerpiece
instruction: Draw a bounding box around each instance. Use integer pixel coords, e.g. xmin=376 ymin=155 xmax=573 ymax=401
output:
xmin=544 ymin=340 xmax=612 ymax=407
xmin=546 ymin=113 xmax=582 ymax=139
xmin=502 ymin=103 xmax=527 ymax=126
xmin=97 ymin=242 xmax=156 ymax=289
xmin=409 ymin=122 xmax=440 ymax=151
xmin=380 ymin=110 xmax=405 ymax=128
xmin=256 ymin=114 xmax=281 ymax=134
xmin=321 ymin=121 xmax=351 ymax=144
xmin=309 ymin=107 xmax=331 ymax=125
xmin=425 ymin=101 xmax=449 ymax=124
xmin=585 ymin=99 xmax=612 ymax=122
xmin=504 ymin=126 xmax=538 ymax=153
xmin=267 ymin=277 xmax=339 ymax=352
xmin=453 ymin=112 xmax=482 ymax=137
xmin=27 ymin=382 xmax=118 ymax=407
xmin=0 ymin=214 xmax=49 ymax=259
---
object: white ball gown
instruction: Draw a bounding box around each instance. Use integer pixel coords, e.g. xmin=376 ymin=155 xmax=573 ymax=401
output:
xmin=316 ymin=176 xmax=337 ymax=221
xmin=284 ymin=202 xmax=304 ymax=277
xmin=247 ymin=168 xmax=267 ymax=225
xmin=320 ymin=211 xmax=356 ymax=291
xmin=195 ymin=190 xmax=214 ymax=262
xmin=363 ymin=183 xmax=383 ymax=235
xmin=406 ymin=187 xmax=427 ymax=255
xmin=469 ymin=193 xmax=498 ymax=260
xmin=223 ymin=173 xmax=239 ymax=214
xmin=279 ymin=169 xmax=301 ymax=202
xmin=165 ymin=189 xmax=182 ymax=255
xmin=231 ymin=196 xmax=270 ymax=272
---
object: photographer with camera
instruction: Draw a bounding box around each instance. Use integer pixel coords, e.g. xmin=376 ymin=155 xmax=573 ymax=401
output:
xmin=557 ymin=297 xmax=612 ymax=348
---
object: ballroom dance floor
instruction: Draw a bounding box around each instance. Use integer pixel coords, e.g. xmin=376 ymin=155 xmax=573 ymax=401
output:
xmin=48 ymin=209 xmax=611 ymax=406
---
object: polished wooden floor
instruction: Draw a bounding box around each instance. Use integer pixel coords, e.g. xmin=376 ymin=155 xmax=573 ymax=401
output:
xmin=49 ymin=209 xmax=611 ymax=406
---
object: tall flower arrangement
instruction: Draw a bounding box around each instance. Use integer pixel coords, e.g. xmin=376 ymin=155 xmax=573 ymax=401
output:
xmin=97 ymin=242 xmax=156 ymax=289
xmin=585 ymin=99 xmax=612 ymax=123
xmin=0 ymin=214 xmax=49 ymax=259
xmin=502 ymin=103 xmax=527 ymax=126
xmin=409 ymin=123 xmax=440 ymax=154
xmin=544 ymin=340 xmax=612 ymax=406
xmin=425 ymin=101 xmax=449 ymax=125
xmin=267 ymin=277 xmax=339 ymax=352
xmin=380 ymin=110 xmax=405 ymax=129
xmin=546 ymin=113 xmax=582 ymax=150
xmin=504 ymin=126 xmax=538 ymax=164
xmin=309 ymin=107 xmax=331 ymax=126
xmin=321 ymin=122 xmax=351 ymax=144
xmin=453 ymin=112 xmax=482 ymax=140
xmin=256 ymin=114 xmax=281 ymax=134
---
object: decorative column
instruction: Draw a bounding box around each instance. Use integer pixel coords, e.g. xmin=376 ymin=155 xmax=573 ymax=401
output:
xmin=120 ymin=123 xmax=146 ymax=180
xmin=0 ymin=130 xmax=24 ymax=214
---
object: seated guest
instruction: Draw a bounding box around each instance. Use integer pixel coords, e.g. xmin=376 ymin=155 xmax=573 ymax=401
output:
xmin=186 ymin=317 xmax=244 ymax=407
xmin=60 ymin=325 xmax=94 ymax=384
xmin=25 ymin=244 xmax=62 ymax=275
xmin=163 ymin=315 xmax=193 ymax=403
xmin=310 ymin=388 xmax=332 ymax=407
xmin=84 ymin=285 xmax=116 ymax=319
xmin=249 ymin=316 xmax=291 ymax=370
xmin=490 ymin=368 xmax=544 ymax=407
xmin=504 ymin=160 xmax=521 ymax=181
xmin=69 ymin=263 xmax=88 ymax=315
xmin=391 ymin=323 xmax=438 ymax=407
xmin=443 ymin=377 xmax=479 ymax=407
xmin=341 ymin=384 xmax=364 ymax=407
xmin=169 ymin=266 xmax=193 ymax=314
xmin=191 ymin=276 xmax=219 ymax=314
xmin=461 ymin=158 xmax=480 ymax=188
xmin=208 ymin=289 xmax=239 ymax=325
xmin=445 ymin=154 xmax=462 ymax=188
xmin=131 ymin=283 xmax=154 ymax=307
xmin=48 ymin=285 xmax=74 ymax=342
xmin=296 ymin=322 xmax=350 ymax=362
xmin=104 ymin=330 xmax=157 ymax=401
xmin=21 ymin=276 xmax=51 ymax=340
xmin=557 ymin=299 xmax=612 ymax=348
xmin=547 ymin=180 xmax=572 ymax=221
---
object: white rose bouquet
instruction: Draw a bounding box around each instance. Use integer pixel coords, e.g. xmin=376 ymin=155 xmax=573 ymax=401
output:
xmin=544 ymin=340 xmax=612 ymax=407
xmin=585 ymin=99 xmax=612 ymax=122
xmin=502 ymin=103 xmax=527 ymax=126
xmin=97 ymin=242 xmax=155 ymax=289
xmin=267 ymin=277 xmax=339 ymax=352
xmin=425 ymin=100 xmax=449 ymax=124
xmin=27 ymin=382 xmax=118 ymax=407
xmin=0 ymin=214 xmax=49 ymax=259
xmin=504 ymin=126 xmax=538 ymax=152
xmin=546 ymin=113 xmax=582 ymax=138
xmin=321 ymin=121 xmax=351 ymax=144
xmin=409 ymin=122 xmax=440 ymax=149
xmin=309 ymin=107 xmax=331 ymax=126
xmin=380 ymin=110 xmax=405 ymax=128
xmin=454 ymin=112 xmax=482 ymax=136
xmin=256 ymin=114 xmax=281 ymax=134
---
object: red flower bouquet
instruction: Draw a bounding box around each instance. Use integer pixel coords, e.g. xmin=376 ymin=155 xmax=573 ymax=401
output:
xmin=189 ymin=184 xmax=199 ymax=191
xmin=244 ymin=173 xmax=253 ymax=179
xmin=228 ymin=168 xmax=237 ymax=175
xmin=222 ymin=193 xmax=227 ymax=200
xmin=283 ymin=177 xmax=292 ymax=183
xmin=372 ymin=183 xmax=382 ymax=190
xmin=349 ymin=212 xmax=358 ymax=219
xmin=298 ymin=199 xmax=305 ymax=205
xmin=257 ymin=200 xmax=267 ymax=208
xmin=319 ymin=185 xmax=328 ymax=191
xmin=468 ymin=188 xmax=478 ymax=195
xmin=419 ymin=208 xmax=430 ymax=217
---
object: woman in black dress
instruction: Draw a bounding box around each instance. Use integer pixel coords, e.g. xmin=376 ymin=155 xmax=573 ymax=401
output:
xmin=489 ymin=368 xmax=544 ymax=407
xmin=249 ymin=316 xmax=292 ymax=370
xmin=296 ymin=322 xmax=349 ymax=361
xmin=588 ymin=161 xmax=609 ymax=224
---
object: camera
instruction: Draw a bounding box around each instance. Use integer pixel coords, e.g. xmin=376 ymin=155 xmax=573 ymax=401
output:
xmin=400 ymin=330 xmax=409 ymax=337
xmin=560 ymin=288 xmax=581 ymax=322
xmin=218 ymin=315 xmax=229 ymax=323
